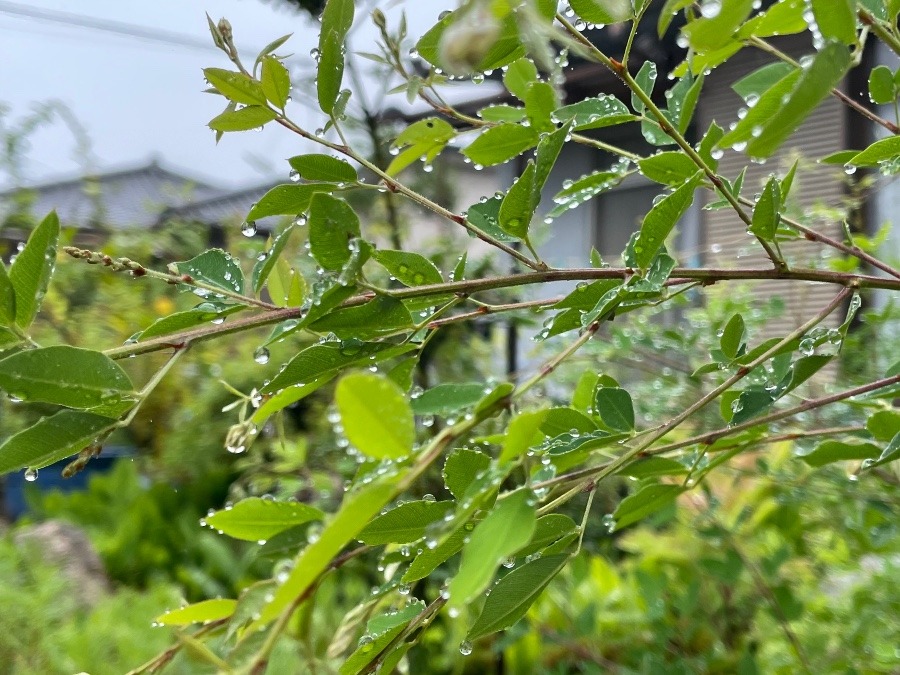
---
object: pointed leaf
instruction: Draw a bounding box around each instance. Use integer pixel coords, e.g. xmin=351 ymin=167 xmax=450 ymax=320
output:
xmin=594 ymin=387 xmax=634 ymax=432
xmin=499 ymin=410 xmax=548 ymax=463
xmin=551 ymin=95 xmax=635 ymax=130
xmin=208 ymin=105 xmax=276 ymax=132
xmin=373 ymin=250 xmax=442 ymax=287
xmin=847 ymin=135 xmax=900 ymax=167
xmin=0 ymin=410 xmax=119 ymax=473
xmin=260 ymin=56 xmax=291 ymax=108
xmin=173 ymin=249 xmax=244 ymax=295
xmin=467 ymin=554 xmax=569 ymax=640
xmin=638 ymin=151 xmax=699 ymax=186
xmin=462 ymin=124 xmax=538 ymax=167
xmin=307 ymin=194 xmax=360 ymax=271
xmin=0 ymin=262 xmax=16 ymax=326
xmin=204 ymin=497 xmax=324 ymax=541
xmin=203 ymin=68 xmax=268 ymax=105
xmin=246 ymin=184 xmax=335 ymax=221
xmin=358 ymin=500 xmax=454 ymax=545
xmin=288 ymin=154 xmax=358 ymax=183
xmin=9 ymin=211 xmax=59 ymax=328
xmin=157 ymin=599 xmax=237 ymax=626
xmin=448 ymin=489 xmax=536 ymax=611
xmin=632 ymin=174 xmax=700 ymax=270
xmin=308 ymin=295 xmax=412 ymax=339
xmin=811 ymin=0 xmax=856 ymax=44
xmin=613 ymin=484 xmax=684 ymax=530
xmin=317 ymin=0 xmax=354 ymax=113
xmin=0 ymin=346 xmax=134 ymax=409
xmin=411 ymin=383 xmax=485 ymax=416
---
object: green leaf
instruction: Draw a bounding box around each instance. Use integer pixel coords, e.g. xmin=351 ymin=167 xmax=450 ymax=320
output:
xmin=632 ymin=61 xmax=657 ymax=113
xmin=416 ymin=10 xmax=524 ymax=73
xmin=317 ymin=0 xmax=354 ymax=114
xmin=467 ymin=554 xmax=569 ymax=640
xmin=0 ymin=410 xmax=119 ymax=473
xmin=255 ymin=33 xmax=292 ymax=63
xmin=204 ymin=497 xmax=324 ymax=542
xmin=811 ymin=0 xmax=856 ymax=44
xmin=732 ymin=62 xmax=796 ymax=102
xmin=621 ymin=457 xmax=688 ymax=479
xmin=524 ymin=82 xmax=558 ymax=132
xmin=498 ymin=161 xmax=536 ymax=239
xmin=613 ymin=484 xmax=684 ymax=530
xmin=373 ymin=250 xmax=442 ymax=287
xmin=749 ymin=177 xmax=781 ymax=242
xmin=720 ymin=313 xmax=746 ymax=360
xmin=478 ymin=104 xmax=526 ymax=122
xmin=173 ymin=249 xmax=244 ymax=296
xmin=0 ymin=262 xmax=16 ymax=326
xmin=358 ymin=500 xmax=454 ymax=545
xmin=443 ymin=449 xmax=491 ymax=500
xmin=551 ymin=95 xmax=635 ymax=131
xmin=288 ymin=154 xmax=358 ymax=183
xmin=534 ymin=121 xmax=571 ymax=190
xmin=246 ymin=184 xmax=334 ymax=221
xmin=157 ymin=599 xmax=237 ymax=626
xmin=504 ymin=58 xmax=539 ymax=100
xmin=462 ymin=124 xmax=538 ymax=167
xmin=863 ymin=431 xmax=900 ymax=471
xmin=260 ymin=56 xmax=290 ymax=108
xmin=466 ymin=194 xmax=517 ymax=243
xmin=252 ymin=376 xmax=333 ymax=426
xmin=308 ymin=295 xmax=412 ymax=340
xmin=594 ymin=387 xmax=634 ymax=432
xmin=517 ymin=514 xmax=578 ymax=558
xmin=403 ymin=524 xmax=469 ymax=582
xmin=339 ymin=625 xmax=405 ymax=675
xmin=547 ymin=170 xmax=625 ymax=218
xmin=308 ymin=193 xmax=361 ymax=271
xmin=569 ymin=0 xmax=633 ymax=23
xmin=737 ymin=0 xmax=806 ymax=38
xmin=638 ymin=151 xmax=699 ymax=186
xmin=255 ymin=477 xmax=398 ymax=627
xmin=0 ymin=346 xmax=134 ymax=409
xmin=847 ymin=136 xmax=900 ymax=167
xmin=208 ymin=105 xmax=276 ymax=132
xmin=386 ymin=118 xmax=456 ymax=176
xmin=866 ymin=410 xmax=900 ymax=442
xmin=539 ymin=407 xmax=598 ymax=436
xmin=447 ymin=489 xmax=537 ymax=611
xmin=499 ymin=410 xmax=548 ymax=463
xmin=632 ymin=174 xmax=700 ymax=271
xmin=204 ymin=68 xmax=268 ymax=105
xmin=252 ymin=226 xmax=294 ymax=293
xmin=683 ymin=0 xmax=754 ymax=52
xmin=658 ymin=0 xmax=693 ymax=36
xmin=869 ymin=65 xmax=896 ymax=105
xmin=719 ymin=67 xmax=801 ymax=151
xmin=797 ymin=440 xmax=881 ymax=467
xmin=336 ymin=372 xmax=414 ymax=460
xmin=261 ymin=341 xmax=414 ymax=394
xmin=9 ymin=211 xmax=59 ymax=328
xmin=746 ymin=42 xmax=851 ymax=158
xmin=266 ymin=258 xmax=305 ymax=307
xmin=138 ymin=304 xmax=245 ymax=340
xmin=411 ymin=383 xmax=485 ymax=416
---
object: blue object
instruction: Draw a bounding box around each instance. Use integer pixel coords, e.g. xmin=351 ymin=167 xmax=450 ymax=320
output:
xmin=2 ymin=447 xmax=133 ymax=520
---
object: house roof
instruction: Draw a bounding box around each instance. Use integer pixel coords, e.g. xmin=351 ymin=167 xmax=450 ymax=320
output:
xmin=159 ymin=180 xmax=282 ymax=230
xmin=0 ymin=160 xmax=241 ymax=230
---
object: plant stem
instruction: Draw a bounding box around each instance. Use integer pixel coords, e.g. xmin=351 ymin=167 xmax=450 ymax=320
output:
xmin=751 ymin=199 xmax=900 ymax=281
xmin=99 ymin=266 xmax=900 ymax=361
xmin=63 ymin=247 xmax=277 ymax=310
xmin=555 ymin=13 xmax=784 ymax=269
xmin=859 ymin=8 xmax=900 ymax=63
xmin=274 ymin=116 xmax=544 ymax=271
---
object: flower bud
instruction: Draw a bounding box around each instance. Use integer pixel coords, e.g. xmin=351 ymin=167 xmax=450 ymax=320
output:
xmin=217 ymin=18 xmax=233 ymax=42
xmin=438 ymin=4 xmax=501 ymax=76
xmin=371 ymin=8 xmax=387 ymax=31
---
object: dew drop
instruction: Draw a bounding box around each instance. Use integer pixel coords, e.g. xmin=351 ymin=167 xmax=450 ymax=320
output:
xmin=24 ymin=468 xmax=38 ymax=482
xmin=253 ymin=347 xmax=270 ymax=364
xmin=459 ymin=640 xmax=473 ymax=655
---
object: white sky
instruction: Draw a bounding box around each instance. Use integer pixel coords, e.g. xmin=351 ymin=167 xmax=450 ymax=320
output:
xmin=0 ymin=0 xmax=452 ymax=189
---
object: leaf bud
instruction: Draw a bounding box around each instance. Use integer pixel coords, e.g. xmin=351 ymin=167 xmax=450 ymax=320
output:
xmin=217 ymin=18 xmax=233 ymax=43
xmin=438 ymin=3 xmax=501 ymax=76
xmin=371 ymin=8 xmax=387 ymax=31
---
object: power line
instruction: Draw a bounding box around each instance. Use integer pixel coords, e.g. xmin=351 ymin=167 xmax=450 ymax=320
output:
xmin=0 ymin=0 xmax=259 ymax=56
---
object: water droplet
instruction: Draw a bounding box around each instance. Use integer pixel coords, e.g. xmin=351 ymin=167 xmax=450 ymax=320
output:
xmin=241 ymin=221 xmax=257 ymax=237
xmin=24 ymin=468 xmax=38 ymax=482
xmin=289 ymin=169 xmax=301 ymax=182
xmin=253 ymin=347 xmax=270 ymax=364
xmin=459 ymin=640 xmax=473 ymax=655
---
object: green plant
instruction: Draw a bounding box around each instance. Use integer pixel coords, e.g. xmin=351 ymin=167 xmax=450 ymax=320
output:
xmin=1 ymin=1 xmax=900 ymax=673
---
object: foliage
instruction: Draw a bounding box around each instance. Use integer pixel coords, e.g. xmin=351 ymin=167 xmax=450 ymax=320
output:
xmin=0 ymin=532 xmax=181 ymax=674
xmin=2 ymin=0 xmax=900 ymax=673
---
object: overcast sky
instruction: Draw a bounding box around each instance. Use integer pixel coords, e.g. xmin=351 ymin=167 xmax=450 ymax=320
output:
xmin=0 ymin=0 xmax=448 ymax=189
